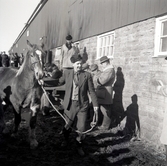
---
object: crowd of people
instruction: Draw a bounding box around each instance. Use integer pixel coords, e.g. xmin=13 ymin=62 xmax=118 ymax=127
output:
xmin=0 ymin=51 xmax=24 ymax=68
xmin=0 ymin=34 xmax=166 ymax=161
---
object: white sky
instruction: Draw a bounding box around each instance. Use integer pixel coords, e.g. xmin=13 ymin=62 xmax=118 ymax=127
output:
xmin=0 ymin=0 xmax=40 ymax=53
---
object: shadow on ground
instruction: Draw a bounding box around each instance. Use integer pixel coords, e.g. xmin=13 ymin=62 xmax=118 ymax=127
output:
xmin=0 ymin=109 xmax=166 ymax=166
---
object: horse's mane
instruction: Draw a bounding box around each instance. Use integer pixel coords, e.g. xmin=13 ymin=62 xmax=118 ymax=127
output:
xmin=16 ymin=50 xmax=30 ymax=77
xmin=16 ymin=44 xmax=44 ymax=77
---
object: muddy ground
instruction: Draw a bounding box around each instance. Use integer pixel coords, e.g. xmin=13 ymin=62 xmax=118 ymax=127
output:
xmin=0 ymin=107 xmax=166 ymax=166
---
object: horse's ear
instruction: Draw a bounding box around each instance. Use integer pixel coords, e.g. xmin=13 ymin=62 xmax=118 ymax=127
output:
xmin=27 ymin=40 xmax=33 ymax=48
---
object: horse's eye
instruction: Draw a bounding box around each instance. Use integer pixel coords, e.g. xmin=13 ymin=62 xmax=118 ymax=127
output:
xmin=30 ymin=53 xmax=34 ymax=57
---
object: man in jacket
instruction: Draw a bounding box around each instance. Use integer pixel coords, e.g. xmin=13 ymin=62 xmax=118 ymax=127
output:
xmin=58 ymin=53 xmax=99 ymax=156
xmin=96 ymin=56 xmax=115 ymax=130
xmin=60 ymin=35 xmax=79 ymax=70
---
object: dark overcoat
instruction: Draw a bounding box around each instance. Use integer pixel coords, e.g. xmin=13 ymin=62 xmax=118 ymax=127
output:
xmin=59 ymin=69 xmax=98 ymax=111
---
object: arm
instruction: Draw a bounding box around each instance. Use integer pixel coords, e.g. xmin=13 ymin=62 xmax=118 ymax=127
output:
xmin=87 ymin=73 xmax=99 ymax=109
xmin=60 ymin=46 xmax=64 ymax=69
xmin=97 ymin=67 xmax=115 ymax=85
xmin=58 ymin=70 xmax=66 ymax=86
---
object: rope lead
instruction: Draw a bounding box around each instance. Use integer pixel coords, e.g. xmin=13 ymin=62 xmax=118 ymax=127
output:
xmin=40 ymin=83 xmax=97 ymax=134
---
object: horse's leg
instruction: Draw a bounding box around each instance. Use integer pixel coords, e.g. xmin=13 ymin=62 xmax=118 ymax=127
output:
xmin=13 ymin=109 xmax=21 ymax=133
xmin=29 ymin=104 xmax=40 ymax=149
xmin=10 ymin=100 xmax=21 ymax=135
xmin=0 ymin=97 xmax=5 ymax=133
xmin=29 ymin=86 xmax=42 ymax=149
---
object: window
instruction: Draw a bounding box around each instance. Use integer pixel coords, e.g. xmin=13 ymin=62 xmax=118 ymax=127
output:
xmin=97 ymin=31 xmax=115 ymax=59
xmin=154 ymin=15 xmax=167 ymax=57
xmin=27 ymin=30 xmax=29 ymax=37
xmin=53 ymin=47 xmax=61 ymax=68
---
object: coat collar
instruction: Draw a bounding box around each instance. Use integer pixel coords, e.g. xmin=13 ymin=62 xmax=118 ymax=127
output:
xmin=78 ymin=70 xmax=87 ymax=87
xmin=70 ymin=69 xmax=86 ymax=88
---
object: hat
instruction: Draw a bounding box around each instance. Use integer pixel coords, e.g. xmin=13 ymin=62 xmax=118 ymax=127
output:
xmin=66 ymin=35 xmax=72 ymax=40
xmin=70 ymin=53 xmax=82 ymax=63
xmin=82 ymin=63 xmax=89 ymax=70
xmin=90 ymin=64 xmax=98 ymax=72
xmin=100 ymin=56 xmax=109 ymax=64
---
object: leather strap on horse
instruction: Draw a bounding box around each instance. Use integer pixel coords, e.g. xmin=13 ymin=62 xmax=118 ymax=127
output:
xmin=39 ymin=82 xmax=98 ymax=134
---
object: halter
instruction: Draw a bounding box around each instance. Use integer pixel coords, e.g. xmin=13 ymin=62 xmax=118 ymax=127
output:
xmin=30 ymin=49 xmax=43 ymax=71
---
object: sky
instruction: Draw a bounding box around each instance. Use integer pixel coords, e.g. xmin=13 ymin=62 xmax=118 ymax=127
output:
xmin=0 ymin=0 xmax=40 ymax=53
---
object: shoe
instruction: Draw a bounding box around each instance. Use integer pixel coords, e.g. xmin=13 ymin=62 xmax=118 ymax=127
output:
xmin=61 ymin=128 xmax=71 ymax=147
xmin=76 ymin=141 xmax=85 ymax=156
xmin=61 ymin=140 xmax=68 ymax=147
xmin=77 ymin=147 xmax=85 ymax=156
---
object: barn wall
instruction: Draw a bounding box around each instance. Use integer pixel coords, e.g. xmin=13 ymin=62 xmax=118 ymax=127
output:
xmin=9 ymin=0 xmax=167 ymax=151
xmin=71 ymin=17 xmax=167 ymax=151
xmin=11 ymin=0 xmax=167 ymax=54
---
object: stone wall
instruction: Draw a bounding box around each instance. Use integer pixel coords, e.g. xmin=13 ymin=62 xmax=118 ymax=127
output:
xmin=78 ymin=17 xmax=167 ymax=151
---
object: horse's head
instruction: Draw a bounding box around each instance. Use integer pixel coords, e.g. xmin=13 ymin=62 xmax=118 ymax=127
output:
xmin=27 ymin=40 xmax=45 ymax=80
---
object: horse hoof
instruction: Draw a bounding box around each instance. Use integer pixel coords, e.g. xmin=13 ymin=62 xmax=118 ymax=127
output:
xmin=2 ymin=127 xmax=10 ymax=135
xmin=11 ymin=132 xmax=18 ymax=137
xmin=30 ymin=140 xmax=38 ymax=149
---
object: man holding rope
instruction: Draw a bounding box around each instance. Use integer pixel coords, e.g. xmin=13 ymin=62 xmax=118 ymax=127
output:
xmin=58 ymin=53 xmax=99 ymax=156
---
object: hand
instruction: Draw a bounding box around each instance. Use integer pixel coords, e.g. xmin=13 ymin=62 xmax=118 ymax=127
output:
xmin=93 ymin=106 xmax=99 ymax=112
xmin=47 ymin=72 xmax=52 ymax=77
xmin=38 ymin=79 xmax=44 ymax=85
xmin=90 ymin=121 xmax=96 ymax=127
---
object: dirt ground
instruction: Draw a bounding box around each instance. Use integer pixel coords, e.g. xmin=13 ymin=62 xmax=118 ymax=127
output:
xmin=0 ymin=108 xmax=166 ymax=166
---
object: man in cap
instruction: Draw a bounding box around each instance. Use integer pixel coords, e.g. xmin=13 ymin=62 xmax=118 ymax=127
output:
xmin=60 ymin=35 xmax=79 ymax=71
xmin=58 ymin=53 xmax=99 ymax=156
xmin=90 ymin=64 xmax=101 ymax=90
xmin=95 ymin=56 xmax=115 ymax=130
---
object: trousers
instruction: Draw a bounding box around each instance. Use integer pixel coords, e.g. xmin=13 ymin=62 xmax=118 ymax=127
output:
xmin=100 ymin=104 xmax=112 ymax=129
xmin=64 ymin=100 xmax=87 ymax=142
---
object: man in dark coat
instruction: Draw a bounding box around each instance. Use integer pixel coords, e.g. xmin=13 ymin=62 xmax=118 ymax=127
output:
xmin=0 ymin=53 xmax=2 ymax=67
xmin=2 ymin=52 xmax=10 ymax=67
xmin=58 ymin=53 xmax=99 ymax=156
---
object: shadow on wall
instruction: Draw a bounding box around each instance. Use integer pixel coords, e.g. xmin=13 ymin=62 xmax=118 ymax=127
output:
xmin=112 ymin=67 xmax=125 ymax=127
xmin=121 ymin=94 xmax=141 ymax=139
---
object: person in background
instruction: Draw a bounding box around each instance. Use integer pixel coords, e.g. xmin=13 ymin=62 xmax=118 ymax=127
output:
xmin=10 ymin=53 xmax=15 ymax=67
xmin=86 ymin=64 xmax=101 ymax=121
xmin=13 ymin=53 xmax=19 ymax=68
xmin=47 ymin=63 xmax=62 ymax=79
xmin=2 ymin=51 xmax=10 ymax=67
xmin=90 ymin=64 xmax=101 ymax=90
xmin=58 ymin=53 xmax=98 ymax=156
xmin=82 ymin=63 xmax=91 ymax=72
xmin=19 ymin=53 xmax=24 ymax=66
xmin=60 ymin=35 xmax=79 ymax=71
xmin=95 ymin=56 xmax=115 ymax=130
xmin=156 ymin=57 xmax=167 ymax=165
xmin=40 ymin=63 xmax=62 ymax=115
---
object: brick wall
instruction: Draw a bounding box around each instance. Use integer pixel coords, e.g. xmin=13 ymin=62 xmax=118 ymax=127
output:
xmin=79 ymin=18 xmax=167 ymax=151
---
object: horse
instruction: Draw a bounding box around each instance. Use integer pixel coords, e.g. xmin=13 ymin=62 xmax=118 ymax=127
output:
xmin=0 ymin=40 xmax=45 ymax=149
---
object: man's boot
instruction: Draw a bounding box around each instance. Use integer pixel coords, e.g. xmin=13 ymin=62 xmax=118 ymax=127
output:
xmin=61 ymin=127 xmax=71 ymax=147
xmin=76 ymin=141 xmax=85 ymax=156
